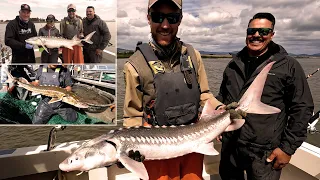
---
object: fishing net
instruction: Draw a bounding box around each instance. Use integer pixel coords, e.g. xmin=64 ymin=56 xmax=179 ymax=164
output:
xmin=0 ymin=92 xmax=108 ymax=124
xmin=72 ymin=83 xmax=115 ymax=113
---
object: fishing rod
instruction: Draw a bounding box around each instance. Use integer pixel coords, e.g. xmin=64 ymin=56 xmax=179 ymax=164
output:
xmin=306 ymin=68 xmax=320 ymax=134
xmin=306 ymin=68 xmax=320 ymax=79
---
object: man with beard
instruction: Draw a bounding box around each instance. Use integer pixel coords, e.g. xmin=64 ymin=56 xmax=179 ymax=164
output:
xmin=5 ymin=4 xmax=37 ymax=63
xmin=217 ymin=12 xmax=314 ymax=180
xmin=83 ymin=6 xmax=111 ymax=63
xmin=123 ymin=0 xmax=223 ymax=179
xmin=60 ymin=4 xmax=84 ymax=64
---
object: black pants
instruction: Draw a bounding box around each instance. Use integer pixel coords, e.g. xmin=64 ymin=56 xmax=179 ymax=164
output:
xmin=219 ymin=136 xmax=282 ymax=180
xmin=33 ymin=97 xmax=78 ymax=124
xmin=41 ymin=49 xmax=59 ymax=63
xmin=83 ymin=48 xmax=102 ymax=63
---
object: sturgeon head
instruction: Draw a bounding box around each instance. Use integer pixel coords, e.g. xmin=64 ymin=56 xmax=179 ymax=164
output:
xmin=25 ymin=37 xmax=43 ymax=46
xmin=59 ymin=134 xmax=118 ymax=172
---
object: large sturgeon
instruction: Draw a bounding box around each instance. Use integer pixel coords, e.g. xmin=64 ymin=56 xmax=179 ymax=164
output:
xmin=59 ymin=62 xmax=280 ymax=179
xmin=25 ymin=31 xmax=95 ymax=53
xmin=6 ymin=70 xmax=88 ymax=109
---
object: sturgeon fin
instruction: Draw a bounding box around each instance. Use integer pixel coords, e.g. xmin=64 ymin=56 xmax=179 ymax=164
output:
xmin=237 ymin=61 xmax=281 ymax=114
xmin=224 ymin=119 xmax=245 ymax=131
xmin=72 ymin=35 xmax=79 ymax=41
xmin=200 ymin=100 xmax=225 ymax=120
xmin=31 ymin=92 xmax=41 ymax=96
xmin=81 ymin=31 xmax=95 ymax=45
xmin=246 ymin=101 xmax=281 ymax=114
xmin=118 ymin=152 xmax=149 ymax=180
xmin=194 ymin=142 xmax=219 ymax=155
xmin=48 ymin=97 xmax=62 ymax=104
xmin=39 ymin=39 xmax=49 ymax=53
xmin=18 ymin=77 xmax=30 ymax=84
xmin=64 ymin=45 xmax=74 ymax=50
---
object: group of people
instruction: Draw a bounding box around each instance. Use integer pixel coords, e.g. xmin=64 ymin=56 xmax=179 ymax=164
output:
xmin=4 ymin=3 xmax=111 ymax=64
xmin=123 ymin=0 xmax=314 ymax=180
xmin=0 ymin=64 xmax=78 ymax=124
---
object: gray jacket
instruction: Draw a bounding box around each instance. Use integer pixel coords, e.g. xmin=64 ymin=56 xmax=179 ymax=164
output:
xmin=60 ymin=16 xmax=83 ymax=40
xmin=38 ymin=25 xmax=60 ymax=37
xmin=38 ymin=25 xmax=60 ymax=51
xmin=83 ymin=15 xmax=111 ymax=50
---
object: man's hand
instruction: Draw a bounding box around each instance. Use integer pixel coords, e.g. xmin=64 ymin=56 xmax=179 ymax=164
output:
xmin=216 ymin=134 xmax=223 ymax=142
xmin=65 ymin=86 xmax=72 ymax=92
xmin=31 ymin=81 xmax=40 ymax=86
xmin=25 ymin=43 xmax=34 ymax=49
xmin=267 ymin=148 xmax=291 ymax=170
xmin=95 ymin=49 xmax=103 ymax=56
xmin=0 ymin=85 xmax=8 ymax=93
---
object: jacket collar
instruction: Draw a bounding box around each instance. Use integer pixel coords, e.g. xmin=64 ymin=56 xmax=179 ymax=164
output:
xmin=231 ymin=41 xmax=289 ymax=89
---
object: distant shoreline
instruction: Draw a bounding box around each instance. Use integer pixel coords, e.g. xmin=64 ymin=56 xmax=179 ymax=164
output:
xmin=117 ymin=52 xmax=319 ymax=59
xmin=0 ymin=20 xmax=115 ymax=24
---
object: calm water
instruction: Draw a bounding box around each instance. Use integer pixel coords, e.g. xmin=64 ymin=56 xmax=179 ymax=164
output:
xmin=0 ymin=21 xmax=116 ymax=53
xmin=0 ymin=126 xmax=120 ymax=150
xmin=117 ymin=57 xmax=320 ymax=147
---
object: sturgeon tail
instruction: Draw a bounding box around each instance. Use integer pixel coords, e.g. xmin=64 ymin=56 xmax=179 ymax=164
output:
xmin=237 ymin=61 xmax=281 ymax=114
xmin=81 ymin=31 xmax=96 ymax=45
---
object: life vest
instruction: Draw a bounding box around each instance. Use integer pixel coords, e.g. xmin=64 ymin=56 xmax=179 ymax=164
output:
xmin=39 ymin=66 xmax=61 ymax=86
xmin=128 ymin=43 xmax=200 ymax=126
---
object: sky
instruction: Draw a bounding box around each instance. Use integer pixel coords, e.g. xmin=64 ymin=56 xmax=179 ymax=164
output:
xmin=117 ymin=0 xmax=320 ymax=55
xmin=0 ymin=0 xmax=116 ymax=21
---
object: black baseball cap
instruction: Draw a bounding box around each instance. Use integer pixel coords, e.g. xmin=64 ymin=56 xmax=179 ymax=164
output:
xmin=21 ymin=4 xmax=31 ymax=12
xmin=46 ymin=14 xmax=56 ymax=21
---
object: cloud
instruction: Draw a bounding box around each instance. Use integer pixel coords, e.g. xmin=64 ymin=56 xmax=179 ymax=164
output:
xmin=118 ymin=0 xmax=320 ymax=54
xmin=117 ymin=10 xmax=128 ymax=18
xmin=0 ymin=0 xmax=116 ymax=21
xmin=129 ymin=18 xmax=148 ymax=27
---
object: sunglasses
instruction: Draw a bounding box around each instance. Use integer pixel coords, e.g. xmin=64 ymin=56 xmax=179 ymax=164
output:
xmin=68 ymin=9 xmax=76 ymax=12
xmin=247 ymin=28 xmax=273 ymax=36
xmin=150 ymin=12 xmax=181 ymax=24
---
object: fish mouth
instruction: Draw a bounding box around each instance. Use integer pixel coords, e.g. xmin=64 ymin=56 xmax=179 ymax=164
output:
xmin=59 ymin=158 xmax=85 ymax=172
xmin=25 ymin=40 xmax=32 ymax=44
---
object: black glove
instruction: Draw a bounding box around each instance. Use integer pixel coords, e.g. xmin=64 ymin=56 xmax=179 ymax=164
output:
xmin=80 ymin=37 xmax=88 ymax=46
xmin=116 ymin=150 xmax=145 ymax=168
xmin=225 ymin=102 xmax=247 ymax=119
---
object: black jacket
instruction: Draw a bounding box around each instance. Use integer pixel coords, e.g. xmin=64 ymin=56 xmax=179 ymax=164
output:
xmin=83 ymin=15 xmax=111 ymax=50
xmin=5 ymin=16 xmax=37 ymax=63
xmin=216 ymin=41 xmax=314 ymax=155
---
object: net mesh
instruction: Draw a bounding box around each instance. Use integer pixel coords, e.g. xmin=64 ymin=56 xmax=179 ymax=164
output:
xmin=0 ymin=92 xmax=108 ymax=124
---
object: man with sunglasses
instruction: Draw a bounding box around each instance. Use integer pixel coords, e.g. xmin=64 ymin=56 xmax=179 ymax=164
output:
xmin=5 ymin=4 xmax=37 ymax=63
xmin=83 ymin=6 xmax=111 ymax=63
xmin=217 ymin=12 xmax=314 ymax=180
xmin=38 ymin=14 xmax=61 ymax=63
xmin=60 ymin=4 xmax=84 ymax=64
xmin=123 ymin=0 xmax=223 ymax=179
